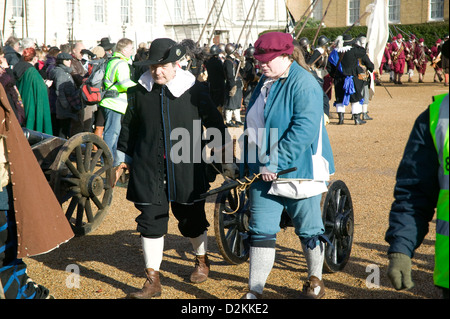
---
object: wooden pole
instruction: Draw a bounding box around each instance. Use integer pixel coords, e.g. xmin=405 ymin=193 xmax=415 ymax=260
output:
xmin=24 ymin=0 xmax=28 ymax=38
xmin=21 ymin=0 xmax=24 ymax=38
xmin=312 ymin=0 xmax=332 ymax=46
xmin=236 ymin=0 xmax=257 ymax=46
xmin=343 ymin=10 xmax=371 ymax=35
xmin=244 ymin=0 xmax=260 ymax=48
xmin=208 ymin=0 xmax=226 ymax=45
xmin=290 ymin=0 xmax=316 ymax=36
xmin=2 ymin=0 xmax=7 ymax=40
xmin=44 ymin=0 xmax=46 ymax=44
xmin=234 ymin=0 xmax=260 ymax=80
xmin=197 ymin=0 xmax=219 ymax=45
xmin=295 ymin=0 xmax=321 ymax=40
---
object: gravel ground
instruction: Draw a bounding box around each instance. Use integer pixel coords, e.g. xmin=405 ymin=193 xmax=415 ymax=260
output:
xmin=23 ymin=70 xmax=447 ymax=301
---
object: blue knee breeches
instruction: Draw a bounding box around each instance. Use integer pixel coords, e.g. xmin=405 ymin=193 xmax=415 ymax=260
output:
xmin=248 ymin=180 xmax=325 ymax=248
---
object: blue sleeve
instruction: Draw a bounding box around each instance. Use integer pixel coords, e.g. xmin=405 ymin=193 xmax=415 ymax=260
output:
xmin=266 ymin=77 xmax=322 ymax=173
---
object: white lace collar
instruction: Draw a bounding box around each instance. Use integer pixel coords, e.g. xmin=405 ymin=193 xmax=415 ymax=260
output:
xmin=139 ymin=67 xmax=196 ymax=97
xmin=336 ymin=45 xmax=353 ymax=53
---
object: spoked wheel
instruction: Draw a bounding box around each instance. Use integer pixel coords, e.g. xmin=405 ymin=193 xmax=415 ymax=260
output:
xmin=321 ymin=180 xmax=354 ymax=273
xmin=214 ymin=185 xmax=250 ymax=265
xmin=50 ymin=133 xmax=114 ymax=236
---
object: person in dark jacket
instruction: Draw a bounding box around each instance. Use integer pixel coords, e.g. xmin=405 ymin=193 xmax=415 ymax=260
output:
xmin=385 ymin=40 xmax=449 ymax=299
xmin=327 ymin=34 xmax=374 ymax=125
xmin=204 ymin=45 xmax=226 ymax=110
xmin=116 ymin=38 xmax=233 ymax=299
xmin=223 ymin=43 xmax=244 ymax=127
xmin=0 ymin=47 xmax=25 ymax=125
xmin=385 ymin=94 xmax=449 ymax=298
xmin=242 ymin=46 xmax=258 ymax=111
xmin=44 ymin=47 xmax=61 ymax=133
xmin=2 ymin=37 xmax=21 ymax=68
xmin=48 ymin=52 xmax=82 ymax=138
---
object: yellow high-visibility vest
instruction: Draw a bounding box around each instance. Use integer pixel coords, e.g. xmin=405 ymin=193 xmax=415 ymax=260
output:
xmin=429 ymin=93 xmax=449 ymax=289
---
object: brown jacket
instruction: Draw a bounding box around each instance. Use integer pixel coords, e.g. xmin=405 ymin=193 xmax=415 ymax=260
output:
xmin=0 ymin=83 xmax=74 ymax=258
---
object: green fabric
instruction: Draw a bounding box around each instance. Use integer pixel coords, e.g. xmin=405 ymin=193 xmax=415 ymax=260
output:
xmin=16 ymin=67 xmax=53 ymax=135
xmin=429 ymin=93 xmax=449 ymax=289
xmin=387 ymin=253 xmax=414 ymax=290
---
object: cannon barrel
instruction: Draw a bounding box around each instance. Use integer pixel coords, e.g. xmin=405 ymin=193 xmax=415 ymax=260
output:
xmin=22 ymin=128 xmax=66 ymax=146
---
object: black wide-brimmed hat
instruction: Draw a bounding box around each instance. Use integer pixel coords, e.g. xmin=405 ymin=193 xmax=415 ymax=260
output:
xmin=135 ymin=38 xmax=186 ymax=66
xmin=343 ymin=34 xmax=355 ymax=46
xmin=99 ymin=37 xmax=116 ymax=51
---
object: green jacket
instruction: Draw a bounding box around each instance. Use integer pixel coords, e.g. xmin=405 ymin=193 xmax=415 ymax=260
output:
xmin=14 ymin=62 xmax=53 ymax=134
xmin=99 ymin=52 xmax=136 ymax=114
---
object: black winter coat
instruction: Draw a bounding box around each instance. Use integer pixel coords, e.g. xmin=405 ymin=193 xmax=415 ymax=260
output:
xmin=117 ymin=77 xmax=227 ymax=205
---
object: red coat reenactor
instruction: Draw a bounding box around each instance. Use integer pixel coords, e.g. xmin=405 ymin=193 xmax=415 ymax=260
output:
xmin=414 ymin=38 xmax=432 ymax=83
xmin=430 ymin=39 xmax=444 ymax=82
xmin=405 ymin=35 xmax=417 ymax=82
xmin=389 ymin=34 xmax=406 ymax=84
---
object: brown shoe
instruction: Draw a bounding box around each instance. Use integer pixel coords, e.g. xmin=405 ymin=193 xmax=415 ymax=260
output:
xmin=190 ymin=255 xmax=210 ymax=284
xmin=301 ymin=276 xmax=325 ymax=299
xmin=127 ymin=268 xmax=161 ymax=299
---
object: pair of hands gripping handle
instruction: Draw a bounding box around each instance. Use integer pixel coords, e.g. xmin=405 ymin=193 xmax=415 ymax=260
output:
xmin=200 ymin=167 xmax=297 ymax=199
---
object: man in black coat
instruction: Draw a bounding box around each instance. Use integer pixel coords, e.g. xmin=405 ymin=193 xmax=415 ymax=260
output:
xmin=204 ymin=45 xmax=226 ymax=110
xmin=327 ymin=34 xmax=374 ymax=125
xmin=116 ymin=38 xmax=233 ymax=299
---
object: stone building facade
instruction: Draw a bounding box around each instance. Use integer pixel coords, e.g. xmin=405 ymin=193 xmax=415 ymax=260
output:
xmin=286 ymin=0 xmax=448 ymax=28
xmin=1 ymin=0 xmax=289 ymax=49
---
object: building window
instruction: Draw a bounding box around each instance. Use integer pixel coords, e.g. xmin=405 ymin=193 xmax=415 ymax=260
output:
xmin=388 ymin=0 xmax=400 ymax=23
xmin=430 ymin=0 xmax=444 ymax=20
xmin=121 ymin=0 xmax=130 ymax=24
xmin=94 ymin=0 xmax=105 ymax=23
xmin=145 ymin=0 xmax=155 ymax=24
xmin=174 ymin=0 xmax=182 ymax=21
xmin=12 ymin=0 xmax=23 ymax=17
xmin=348 ymin=0 xmax=360 ymax=25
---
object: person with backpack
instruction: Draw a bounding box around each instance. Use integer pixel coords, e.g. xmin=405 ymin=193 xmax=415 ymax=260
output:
xmin=89 ymin=46 xmax=107 ymax=141
xmin=99 ymin=38 xmax=136 ymax=167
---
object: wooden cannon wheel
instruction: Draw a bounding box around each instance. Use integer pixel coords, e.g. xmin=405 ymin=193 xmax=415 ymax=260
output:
xmin=214 ymin=186 xmax=251 ymax=265
xmin=214 ymin=179 xmax=354 ymax=273
xmin=50 ymin=133 xmax=114 ymax=236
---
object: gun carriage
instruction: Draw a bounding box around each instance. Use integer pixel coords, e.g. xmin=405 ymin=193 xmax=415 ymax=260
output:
xmin=23 ymin=129 xmax=114 ymax=236
xmin=202 ymin=170 xmax=354 ymax=273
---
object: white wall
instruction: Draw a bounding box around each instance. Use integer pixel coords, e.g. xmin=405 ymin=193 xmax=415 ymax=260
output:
xmin=1 ymin=0 xmax=287 ymax=50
